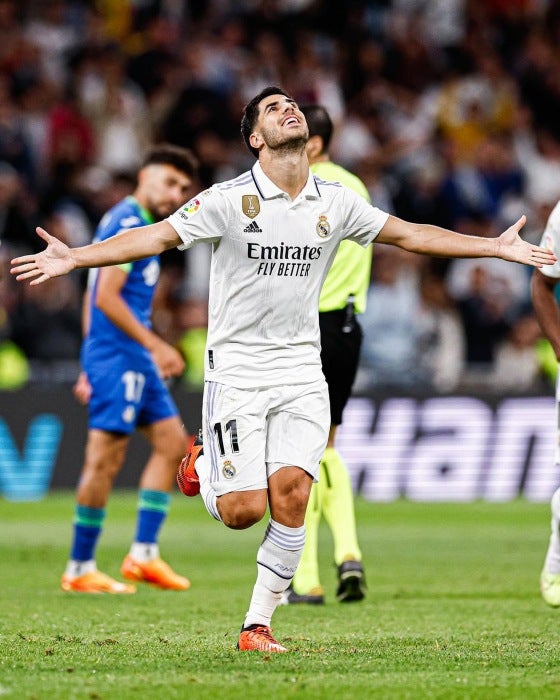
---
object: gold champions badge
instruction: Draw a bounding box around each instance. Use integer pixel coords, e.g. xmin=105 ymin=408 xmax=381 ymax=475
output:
xmin=316 ymin=214 xmax=331 ymax=238
xmin=242 ymin=195 xmax=260 ymax=219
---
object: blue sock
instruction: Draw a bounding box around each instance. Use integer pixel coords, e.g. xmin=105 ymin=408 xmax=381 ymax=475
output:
xmin=134 ymin=489 xmax=170 ymax=544
xmin=70 ymin=505 xmax=105 ymax=561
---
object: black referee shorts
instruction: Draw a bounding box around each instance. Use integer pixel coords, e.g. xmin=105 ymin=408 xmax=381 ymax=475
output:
xmin=319 ymin=309 xmax=363 ymax=426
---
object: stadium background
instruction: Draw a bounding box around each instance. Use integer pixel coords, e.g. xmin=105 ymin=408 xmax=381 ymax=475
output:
xmin=1 ymin=0 xmax=560 ymax=502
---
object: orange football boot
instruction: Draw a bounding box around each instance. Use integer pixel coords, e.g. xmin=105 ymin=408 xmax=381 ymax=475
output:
xmin=237 ymin=625 xmax=288 ymax=653
xmin=121 ymin=555 xmax=190 ymax=590
xmin=61 ymin=570 xmax=136 ymax=594
xmin=176 ymin=430 xmax=203 ymax=497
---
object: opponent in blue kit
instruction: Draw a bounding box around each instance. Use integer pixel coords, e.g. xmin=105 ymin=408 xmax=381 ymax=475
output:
xmin=62 ymin=144 xmax=199 ymax=593
xmin=84 ymin=198 xmax=176 ymax=433
xmin=12 ymin=88 xmax=555 ymax=649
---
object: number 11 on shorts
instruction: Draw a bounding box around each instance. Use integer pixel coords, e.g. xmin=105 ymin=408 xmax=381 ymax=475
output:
xmin=213 ymin=419 xmax=240 ymax=456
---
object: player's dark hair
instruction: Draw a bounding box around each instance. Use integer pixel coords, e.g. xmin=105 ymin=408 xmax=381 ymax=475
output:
xmin=300 ymin=104 xmax=333 ymax=153
xmin=241 ymin=86 xmax=294 ymax=158
xmin=141 ymin=144 xmax=199 ymax=178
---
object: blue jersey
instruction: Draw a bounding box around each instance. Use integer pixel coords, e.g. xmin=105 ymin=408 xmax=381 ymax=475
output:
xmin=82 ymin=197 xmax=178 ymax=433
xmin=82 ymin=196 xmax=159 ymax=370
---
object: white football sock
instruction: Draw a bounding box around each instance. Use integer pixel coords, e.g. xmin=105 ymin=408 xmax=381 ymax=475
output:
xmin=544 ymin=487 xmax=560 ymax=574
xmin=65 ymin=559 xmax=96 ymax=578
xmin=196 ymin=453 xmax=222 ymax=522
xmin=130 ymin=542 xmax=159 ymax=561
xmin=244 ymin=519 xmax=305 ymax=628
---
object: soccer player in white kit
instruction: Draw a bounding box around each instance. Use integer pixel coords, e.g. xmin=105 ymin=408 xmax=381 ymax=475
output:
xmin=531 ymin=201 xmax=560 ymax=607
xmin=11 ymin=87 xmax=556 ymax=652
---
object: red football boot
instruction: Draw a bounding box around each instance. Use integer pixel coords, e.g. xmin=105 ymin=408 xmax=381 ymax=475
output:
xmin=176 ymin=429 xmax=203 ymax=497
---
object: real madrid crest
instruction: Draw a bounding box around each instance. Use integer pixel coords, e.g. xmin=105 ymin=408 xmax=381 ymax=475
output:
xmin=223 ymin=460 xmax=236 ymax=479
xmin=316 ymin=214 xmax=331 ymax=238
xmin=242 ymin=194 xmax=260 ymax=219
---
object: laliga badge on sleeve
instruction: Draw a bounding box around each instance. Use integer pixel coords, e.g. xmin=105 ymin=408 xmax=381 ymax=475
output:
xmin=182 ymin=197 xmax=201 ymax=216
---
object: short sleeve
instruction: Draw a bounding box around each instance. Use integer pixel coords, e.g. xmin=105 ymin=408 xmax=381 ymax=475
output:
xmin=340 ymin=187 xmax=389 ymax=247
xmin=538 ymin=201 xmax=560 ymax=279
xmin=167 ymin=186 xmax=229 ymax=250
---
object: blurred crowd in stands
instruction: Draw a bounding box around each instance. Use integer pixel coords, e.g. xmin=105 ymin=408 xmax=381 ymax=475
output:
xmin=0 ymin=0 xmax=559 ymax=394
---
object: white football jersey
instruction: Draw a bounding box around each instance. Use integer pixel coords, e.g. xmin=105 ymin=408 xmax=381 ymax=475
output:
xmin=167 ymin=161 xmax=389 ymax=388
xmin=538 ymin=201 xmax=560 ymax=280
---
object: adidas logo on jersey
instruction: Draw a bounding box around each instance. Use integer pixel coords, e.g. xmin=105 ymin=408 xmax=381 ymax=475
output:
xmin=243 ymin=220 xmax=262 ymax=233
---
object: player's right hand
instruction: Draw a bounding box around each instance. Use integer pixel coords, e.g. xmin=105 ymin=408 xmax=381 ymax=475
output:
xmin=73 ymin=371 xmax=92 ymax=405
xmin=10 ymin=227 xmax=76 ymax=284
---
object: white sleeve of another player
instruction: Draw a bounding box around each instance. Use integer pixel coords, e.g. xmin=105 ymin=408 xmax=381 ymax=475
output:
xmin=340 ymin=187 xmax=390 ymax=247
xmin=538 ymin=201 xmax=560 ymax=279
xmin=166 ymin=187 xmax=229 ymax=250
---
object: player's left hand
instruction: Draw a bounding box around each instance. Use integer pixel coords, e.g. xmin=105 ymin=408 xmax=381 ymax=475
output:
xmin=150 ymin=338 xmax=185 ymax=379
xmin=496 ymin=216 xmax=557 ymax=267
xmin=73 ymin=371 xmax=92 ymax=405
xmin=10 ymin=227 xmax=76 ymax=284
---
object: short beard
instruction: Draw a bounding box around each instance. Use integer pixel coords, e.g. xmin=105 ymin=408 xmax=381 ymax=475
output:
xmin=262 ymin=124 xmax=309 ymax=157
xmin=269 ymin=134 xmax=308 ymax=157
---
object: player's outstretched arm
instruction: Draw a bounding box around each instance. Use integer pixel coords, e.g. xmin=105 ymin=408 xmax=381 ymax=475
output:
xmin=377 ymin=214 xmax=556 ymax=268
xmin=11 ymin=221 xmax=181 ymax=285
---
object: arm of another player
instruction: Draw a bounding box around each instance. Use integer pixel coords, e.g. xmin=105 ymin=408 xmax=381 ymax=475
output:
xmin=531 ymin=269 xmax=560 ymax=360
xmin=10 ymin=221 xmax=181 ymax=285
xmin=377 ymin=214 xmax=556 ymax=267
xmin=95 ymin=266 xmax=185 ymax=379
xmin=73 ymin=288 xmax=92 ymax=405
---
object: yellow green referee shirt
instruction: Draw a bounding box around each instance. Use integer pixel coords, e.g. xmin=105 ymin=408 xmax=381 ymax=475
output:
xmin=313 ymin=161 xmax=372 ymax=314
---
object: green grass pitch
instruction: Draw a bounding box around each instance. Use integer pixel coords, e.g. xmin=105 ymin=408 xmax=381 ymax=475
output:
xmin=1 ymin=493 xmax=560 ymax=699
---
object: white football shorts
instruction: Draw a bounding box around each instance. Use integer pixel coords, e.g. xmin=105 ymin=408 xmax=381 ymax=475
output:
xmin=202 ymin=378 xmax=330 ymax=496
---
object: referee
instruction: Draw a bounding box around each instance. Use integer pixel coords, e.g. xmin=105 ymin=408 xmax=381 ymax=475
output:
xmin=285 ymin=104 xmax=370 ymax=604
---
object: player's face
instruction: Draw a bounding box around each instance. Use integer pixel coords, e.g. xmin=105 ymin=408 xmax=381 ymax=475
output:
xmin=252 ymin=94 xmax=309 ymax=153
xmin=142 ymin=164 xmax=195 ymax=220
